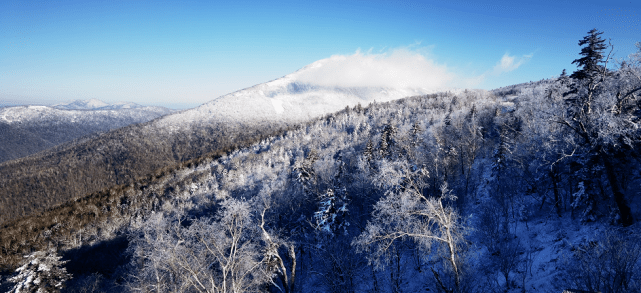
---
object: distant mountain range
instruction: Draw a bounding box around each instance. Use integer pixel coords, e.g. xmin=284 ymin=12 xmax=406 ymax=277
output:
xmin=0 ymin=101 xmax=173 ymax=163
xmin=52 ymin=99 xmax=148 ymax=110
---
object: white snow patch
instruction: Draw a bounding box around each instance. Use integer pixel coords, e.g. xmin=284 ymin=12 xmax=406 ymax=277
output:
xmin=271 ymin=99 xmax=284 ymax=115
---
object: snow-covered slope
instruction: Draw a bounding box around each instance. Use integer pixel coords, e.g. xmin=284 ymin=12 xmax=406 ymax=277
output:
xmin=156 ymin=60 xmax=453 ymax=130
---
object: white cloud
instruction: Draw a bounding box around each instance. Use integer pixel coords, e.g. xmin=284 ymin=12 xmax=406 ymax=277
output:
xmin=454 ymin=52 xmax=533 ymax=89
xmin=493 ymin=53 xmax=531 ymax=74
xmin=290 ymin=48 xmax=534 ymax=91
xmin=293 ymin=48 xmax=455 ymax=90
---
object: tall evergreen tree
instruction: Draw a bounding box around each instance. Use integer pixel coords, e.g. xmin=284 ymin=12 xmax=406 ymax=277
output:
xmin=410 ymin=121 xmax=421 ymax=148
xmin=557 ymin=29 xmax=635 ymax=226
xmin=379 ymin=122 xmax=398 ymax=159
xmin=294 ymin=150 xmax=319 ymax=197
xmin=570 ymin=29 xmax=608 ymax=80
xmin=364 ymin=139 xmax=375 ymax=166
xmin=492 ymin=125 xmax=512 ymax=185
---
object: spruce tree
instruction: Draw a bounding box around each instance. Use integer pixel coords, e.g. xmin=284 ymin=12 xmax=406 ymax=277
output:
xmin=557 ymin=29 xmax=635 ymax=226
xmin=364 ymin=139 xmax=374 ymax=165
xmin=570 ymin=29 xmax=608 ymax=80
xmin=9 ymin=250 xmax=72 ymax=293
xmin=379 ymin=123 xmax=397 ymax=159
xmin=410 ymin=121 xmax=421 ymax=148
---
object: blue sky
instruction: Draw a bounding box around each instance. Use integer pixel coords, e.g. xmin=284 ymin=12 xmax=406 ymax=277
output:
xmin=1 ymin=0 xmax=640 ymax=109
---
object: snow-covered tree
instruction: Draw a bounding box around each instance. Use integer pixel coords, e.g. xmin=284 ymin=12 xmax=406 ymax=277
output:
xmin=128 ymin=199 xmax=275 ymax=293
xmin=570 ymin=29 xmax=608 ymax=80
xmin=8 ymin=250 xmax=72 ymax=293
xmin=556 ymin=30 xmax=641 ymax=225
xmin=491 ymin=124 xmax=513 ymax=188
xmin=379 ymin=122 xmax=398 ymax=159
xmin=363 ymin=139 xmax=375 ymax=167
xmin=312 ymin=188 xmax=349 ymax=234
xmin=258 ymin=203 xmax=296 ymax=293
xmin=410 ymin=120 xmax=421 ymax=148
xmin=313 ymin=152 xmax=350 ymax=235
xmin=561 ymin=229 xmax=641 ymax=293
xmin=354 ymin=158 xmax=469 ymax=293
xmin=293 ymin=150 xmax=319 ymax=197
xmin=460 ymin=106 xmax=484 ymax=197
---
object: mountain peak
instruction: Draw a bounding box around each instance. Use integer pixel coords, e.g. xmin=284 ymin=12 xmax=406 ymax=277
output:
xmin=156 ymin=61 xmax=462 ymax=131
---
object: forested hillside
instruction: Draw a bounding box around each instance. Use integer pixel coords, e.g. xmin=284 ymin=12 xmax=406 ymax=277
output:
xmin=2 ymin=31 xmax=641 ymax=293
xmin=0 ymin=117 xmax=287 ymax=224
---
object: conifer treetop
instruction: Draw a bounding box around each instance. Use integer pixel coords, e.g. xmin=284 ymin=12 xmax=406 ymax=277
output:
xmin=570 ymin=28 xmax=608 ymax=80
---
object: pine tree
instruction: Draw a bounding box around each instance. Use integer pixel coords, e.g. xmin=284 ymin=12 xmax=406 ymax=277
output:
xmin=444 ymin=110 xmax=452 ymax=127
xmin=363 ymin=139 xmax=375 ymax=166
xmin=313 ymin=187 xmax=349 ymax=235
xmin=570 ymin=29 xmax=608 ymax=80
xmin=556 ymin=29 xmax=636 ymax=226
xmin=354 ymin=102 xmax=364 ymax=114
xmin=467 ymin=104 xmax=477 ymax=119
xmin=492 ymin=125 xmax=512 ymax=183
xmin=9 ymin=250 xmax=72 ymax=293
xmin=379 ymin=122 xmax=398 ymax=159
xmin=410 ymin=121 xmax=421 ymax=148
xmin=294 ymin=150 xmax=319 ymax=197
xmin=314 ymin=152 xmax=350 ymax=235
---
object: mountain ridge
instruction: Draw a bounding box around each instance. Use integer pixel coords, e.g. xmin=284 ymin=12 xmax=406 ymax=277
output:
xmin=52 ymin=99 xmax=150 ymax=110
xmin=155 ymin=61 xmax=459 ymax=131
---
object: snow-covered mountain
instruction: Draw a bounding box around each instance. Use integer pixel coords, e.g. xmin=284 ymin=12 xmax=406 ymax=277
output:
xmin=1 ymin=104 xmax=172 ymax=125
xmin=0 ymin=103 xmax=174 ymax=163
xmin=52 ymin=99 xmax=147 ymax=110
xmin=156 ymin=60 xmax=455 ymax=130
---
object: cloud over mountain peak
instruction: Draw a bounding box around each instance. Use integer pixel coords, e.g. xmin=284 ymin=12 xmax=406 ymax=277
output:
xmin=292 ymin=48 xmax=454 ymax=90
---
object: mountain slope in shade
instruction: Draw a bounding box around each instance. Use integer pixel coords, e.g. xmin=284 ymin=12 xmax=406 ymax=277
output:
xmin=0 ymin=104 xmax=174 ymax=163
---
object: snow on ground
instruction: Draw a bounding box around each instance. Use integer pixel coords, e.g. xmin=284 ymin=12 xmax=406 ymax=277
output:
xmin=271 ymin=99 xmax=285 ymax=115
xmin=461 ymin=156 xmax=619 ymax=293
xmin=511 ymin=211 xmax=613 ymax=293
